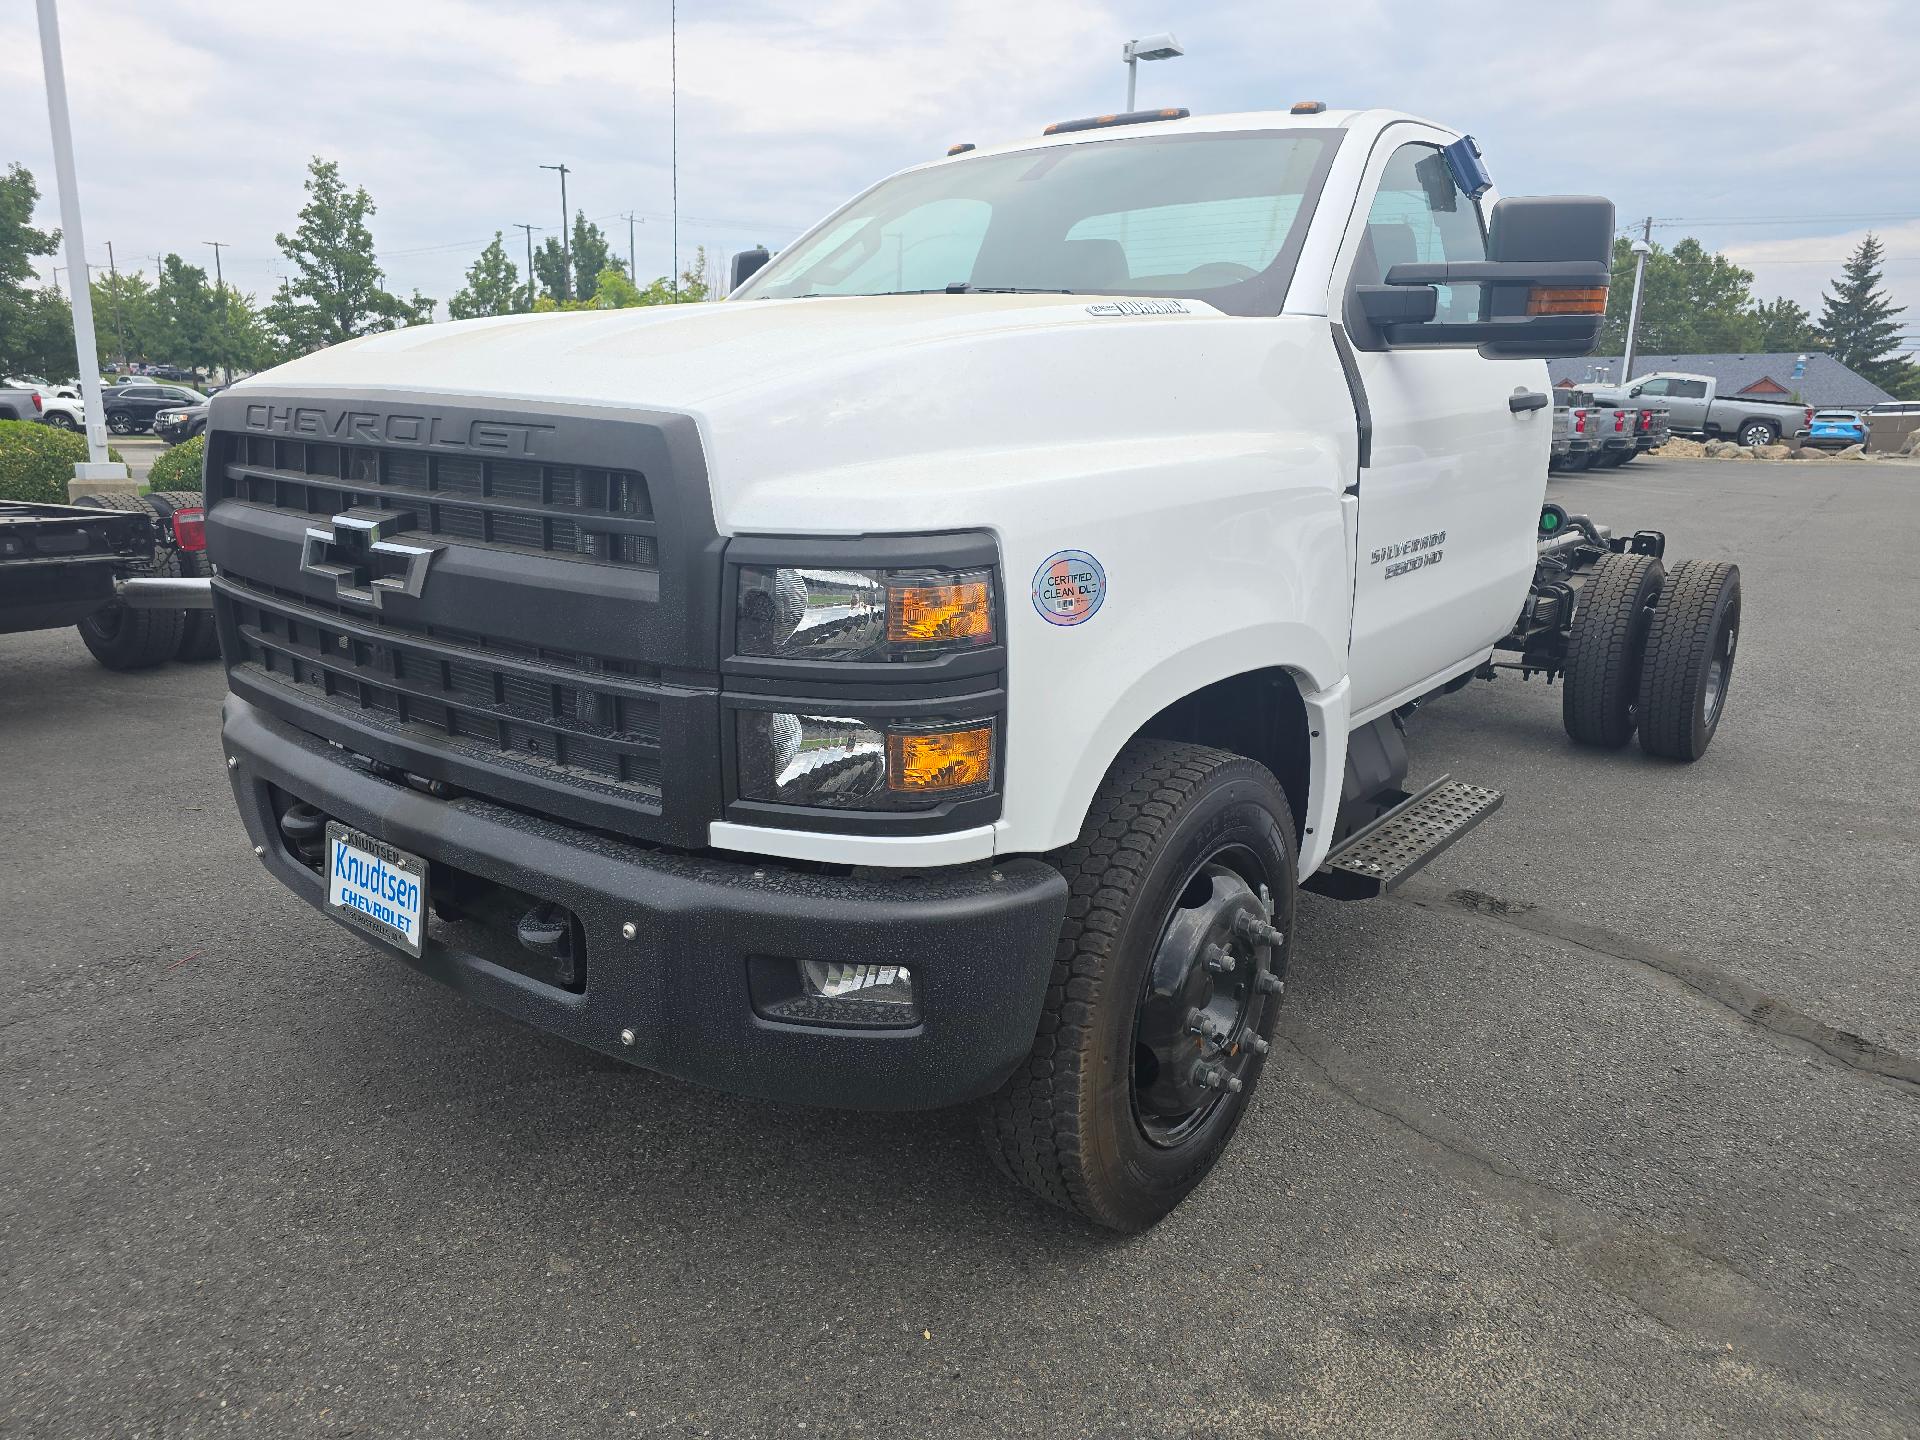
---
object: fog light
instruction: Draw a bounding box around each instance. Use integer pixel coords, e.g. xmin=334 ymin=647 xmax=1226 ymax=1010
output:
xmin=752 ymin=958 xmax=922 ymax=1028
xmin=803 ymin=961 xmax=915 ymax=1004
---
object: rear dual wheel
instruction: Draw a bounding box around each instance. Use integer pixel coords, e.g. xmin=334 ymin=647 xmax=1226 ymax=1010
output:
xmin=1638 ymin=561 xmax=1741 ymax=760
xmin=71 ymin=493 xmax=185 ymax=670
xmin=1563 ymin=552 xmax=1665 ymax=748
xmin=982 ymin=740 xmax=1294 ymax=1233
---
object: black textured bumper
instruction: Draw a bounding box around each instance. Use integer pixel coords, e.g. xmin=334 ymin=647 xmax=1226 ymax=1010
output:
xmin=221 ymin=695 xmax=1067 ymax=1110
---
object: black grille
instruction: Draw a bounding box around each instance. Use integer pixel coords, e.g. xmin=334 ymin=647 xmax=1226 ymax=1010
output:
xmin=223 ymin=577 xmax=663 ymax=796
xmin=216 ymin=431 xmax=658 ymax=568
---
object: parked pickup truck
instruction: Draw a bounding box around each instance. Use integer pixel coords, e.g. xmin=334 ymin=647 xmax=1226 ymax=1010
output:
xmin=0 ymin=386 xmax=45 ymax=423
xmin=1550 ymin=393 xmax=1601 ymax=471
xmin=206 ymin=105 xmax=1746 ymax=1231
xmin=1589 ymin=371 xmax=1810 ymax=447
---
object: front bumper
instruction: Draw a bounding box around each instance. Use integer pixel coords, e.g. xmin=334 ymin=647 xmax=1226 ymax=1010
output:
xmin=222 ymin=695 xmax=1067 ymax=1110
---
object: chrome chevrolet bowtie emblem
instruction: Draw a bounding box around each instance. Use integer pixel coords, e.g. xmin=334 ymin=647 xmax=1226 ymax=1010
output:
xmin=300 ymin=508 xmax=442 ymax=609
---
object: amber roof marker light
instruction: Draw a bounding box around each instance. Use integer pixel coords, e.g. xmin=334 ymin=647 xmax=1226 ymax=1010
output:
xmin=1044 ymin=107 xmax=1190 ymax=136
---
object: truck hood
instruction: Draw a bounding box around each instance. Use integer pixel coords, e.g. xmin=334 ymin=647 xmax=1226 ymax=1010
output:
xmin=235 ymin=293 xmax=1310 ymax=536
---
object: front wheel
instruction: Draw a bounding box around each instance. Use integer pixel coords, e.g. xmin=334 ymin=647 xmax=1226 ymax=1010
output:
xmin=981 ymin=740 xmax=1296 ymax=1232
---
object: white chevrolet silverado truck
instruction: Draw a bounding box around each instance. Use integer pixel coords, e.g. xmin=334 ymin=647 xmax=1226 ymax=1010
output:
xmin=206 ymin=104 xmax=1744 ymax=1230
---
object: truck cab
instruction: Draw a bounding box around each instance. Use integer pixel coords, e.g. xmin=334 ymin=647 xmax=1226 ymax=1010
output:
xmin=207 ymin=106 xmax=1743 ymax=1231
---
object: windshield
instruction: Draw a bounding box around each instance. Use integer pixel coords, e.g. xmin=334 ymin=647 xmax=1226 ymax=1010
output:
xmin=736 ymin=129 xmax=1341 ymax=318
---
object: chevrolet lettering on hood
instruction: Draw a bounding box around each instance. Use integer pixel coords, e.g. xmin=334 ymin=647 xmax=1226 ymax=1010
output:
xmin=242 ymin=401 xmax=555 ymax=457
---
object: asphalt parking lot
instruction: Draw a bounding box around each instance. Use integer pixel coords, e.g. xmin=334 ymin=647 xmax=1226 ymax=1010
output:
xmin=3 ymin=456 xmax=1917 ymax=1438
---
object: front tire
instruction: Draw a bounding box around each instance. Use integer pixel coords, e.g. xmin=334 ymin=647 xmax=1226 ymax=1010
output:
xmin=1737 ymin=421 xmax=1777 ymax=447
xmin=981 ymin=740 xmax=1296 ymax=1232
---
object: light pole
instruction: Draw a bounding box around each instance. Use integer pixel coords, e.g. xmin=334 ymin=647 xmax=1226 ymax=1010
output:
xmin=512 ymin=222 xmax=539 ymax=309
xmin=540 ymin=163 xmax=572 ymax=300
xmin=1621 ymin=225 xmax=1653 ymax=384
xmin=34 ymin=0 xmax=124 ymax=489
xmin=205 ymin=240 xmax=229 ymax=387
xmin=1122 ymin=33 xmax=1183 ymax=111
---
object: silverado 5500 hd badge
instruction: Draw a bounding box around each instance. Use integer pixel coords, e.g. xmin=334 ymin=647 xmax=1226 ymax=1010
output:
xmin=1373 ymin=530 xmax=1446 ymax=579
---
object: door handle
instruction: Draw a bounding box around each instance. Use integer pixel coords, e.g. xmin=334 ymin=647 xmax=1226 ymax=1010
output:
xmin=1509 ymin=391 xmax=1550 ymax=413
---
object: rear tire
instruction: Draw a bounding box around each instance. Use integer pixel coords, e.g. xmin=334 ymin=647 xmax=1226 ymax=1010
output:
xmin=72 ymin=493 xmax=186 ymax=670
xmin=1563 ymin=552 xmax=1665 ymax=748
xmin=1638 ymin=560 xmax=1741 ymax=761
xmin=149 ymin=490 xmax=220 ymax=661
xmin=1737 ymin=421 xmax=1777 ymax=448
xmin=981 ymin=740 xmax=1296 ymax=1232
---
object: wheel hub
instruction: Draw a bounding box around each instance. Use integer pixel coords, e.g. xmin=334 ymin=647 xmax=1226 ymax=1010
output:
xmin=1133 ymin=860 xmax=1285 ymax=1147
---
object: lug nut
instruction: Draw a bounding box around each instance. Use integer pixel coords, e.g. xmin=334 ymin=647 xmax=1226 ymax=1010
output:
xmin=1194 ymin=1064 xmax=1223 ymax=1090
xmin=1246 ymin=1035 xmax=1271 ymax=1056
xmin=1205 ymin=944 xmax=1235 ymax=975
xmin=1256 ymin=971 xmax=1284 ymax=995
xmin=1223 ymin=1074 xmax=1245 ymax=1094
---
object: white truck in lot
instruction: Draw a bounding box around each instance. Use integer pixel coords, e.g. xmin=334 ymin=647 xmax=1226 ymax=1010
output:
xmin=1588 ymin=370 xmax=1811 ymax=447
xmin=205 ymin=104 xmax=1745 ymax=1231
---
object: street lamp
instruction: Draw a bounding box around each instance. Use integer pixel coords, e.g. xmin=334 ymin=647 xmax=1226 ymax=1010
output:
xmin=1621 ymin=236 xmax=1653 ymax=385
xmin=1122 ymin=33 xmax=1182 ymax=112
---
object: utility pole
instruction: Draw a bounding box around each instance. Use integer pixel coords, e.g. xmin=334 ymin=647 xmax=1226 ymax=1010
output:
xmin=104 ymin=240 xmax=125 ymax=372
xmin=513 ymin=222 xmax=539 ymax=309
xmin=623 ymin=212 xmax=639 ymax=281
xmin=34 ymin=0 xmax=120 ymax=483
xmin=1621 ymin=215 xmax=1653 ymax=385
xmin=671 ymin=0 xmax=678 ymax=294
xmin=540 ymin=164 xmax=571 ymax=300
xmin=205 ymin=240 xmax=230 ymax=386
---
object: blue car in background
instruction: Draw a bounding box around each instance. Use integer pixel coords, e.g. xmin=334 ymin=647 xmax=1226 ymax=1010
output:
xmin=1803 ymin=409 xmax=1869 ymax=448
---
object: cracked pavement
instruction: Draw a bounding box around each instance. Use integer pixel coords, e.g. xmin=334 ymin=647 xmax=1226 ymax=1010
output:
xmin=2 ymin=458 xmax=1916 ymax=1437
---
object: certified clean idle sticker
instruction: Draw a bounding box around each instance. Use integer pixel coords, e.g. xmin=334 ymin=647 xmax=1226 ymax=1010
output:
xmin=1032 ymin=549 xmax=1107 ymax=626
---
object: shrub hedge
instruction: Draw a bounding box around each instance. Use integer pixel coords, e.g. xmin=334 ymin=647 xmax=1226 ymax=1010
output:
xmin=0 ymin=421 xmax=126 ymax=505
xmin=146 ymin=434 xmax=206 ymax=493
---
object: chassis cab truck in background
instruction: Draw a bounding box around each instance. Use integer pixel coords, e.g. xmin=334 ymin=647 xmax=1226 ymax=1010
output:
xmin=207 ymin=106 xmax=1744 ymax=1231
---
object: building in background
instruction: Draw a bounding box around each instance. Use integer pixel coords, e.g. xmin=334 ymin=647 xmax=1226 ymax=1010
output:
xmin=1552 ymin=353 xmax=1894 ymax=410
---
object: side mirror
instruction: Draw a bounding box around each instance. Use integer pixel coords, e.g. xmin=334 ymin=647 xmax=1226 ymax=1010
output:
xmin=1375 ymin=195 xmax=1615 ymax=358
xmin=1356 ymin=285 xmax=1437 ymax=327
xmin=1629 ymin=385 xmax=1643 ymax=398
xmin=730 ymin=246 xmax=771 ymax=291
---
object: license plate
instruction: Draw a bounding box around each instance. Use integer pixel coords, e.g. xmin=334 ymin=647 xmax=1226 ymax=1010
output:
xmin=325 ymin=822 xmax=428 ymax=957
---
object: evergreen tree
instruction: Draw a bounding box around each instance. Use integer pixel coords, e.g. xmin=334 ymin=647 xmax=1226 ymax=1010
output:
xmin=448 ymin=232 xmax=523 ymax=319
xmin=1816 ymin=234 xmax=1916 ymax=395
xmin=267 ymin=157 xmax=418 ymax=354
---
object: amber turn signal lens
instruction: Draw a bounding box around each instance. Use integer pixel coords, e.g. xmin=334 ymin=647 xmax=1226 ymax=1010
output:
xmin=1528 ymin=286 xmax=1608 ymax=316
xmin=888 ymin=579 xmax=994 ymax=646
xmin=887 ymin=726 xmax=993 ymax=794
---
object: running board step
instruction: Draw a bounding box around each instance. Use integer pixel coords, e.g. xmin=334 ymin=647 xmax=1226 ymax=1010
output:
xmin=1304 ymin=776 xmax=1504 ymax=901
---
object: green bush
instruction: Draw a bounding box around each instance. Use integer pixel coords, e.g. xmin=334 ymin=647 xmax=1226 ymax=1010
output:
xmin=146 ymin=433 xmax=206 ymax=493
xmin=0 ymin=421 xmax=126 ymax=504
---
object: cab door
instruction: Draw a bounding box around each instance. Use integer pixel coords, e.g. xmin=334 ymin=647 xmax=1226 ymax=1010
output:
xmin=1334 ymin=133 xmax=1549 ymax=716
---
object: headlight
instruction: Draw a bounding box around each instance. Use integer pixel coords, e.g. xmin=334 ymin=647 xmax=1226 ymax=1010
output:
xmin=737 ymin=711 xmax=995 ymax=810
xmin=157 ymin=411 xmax=181 ymax=422
xmin=736 ymin=564 xmax=995 ymax=662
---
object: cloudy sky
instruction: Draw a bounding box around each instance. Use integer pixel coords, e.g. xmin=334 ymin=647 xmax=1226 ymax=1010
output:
xmin=4 ymin=0 xmax=1916 ymax=349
